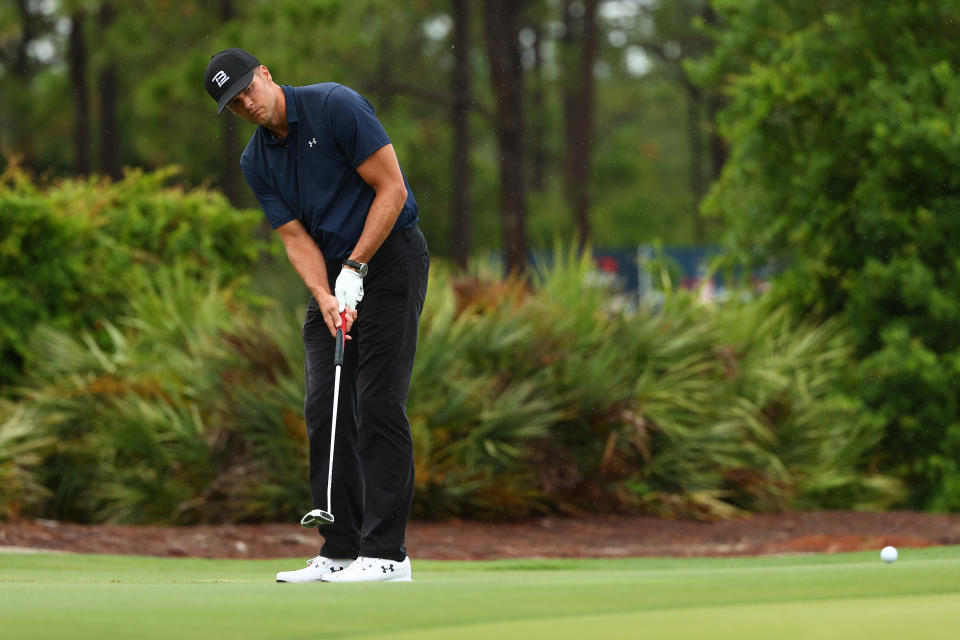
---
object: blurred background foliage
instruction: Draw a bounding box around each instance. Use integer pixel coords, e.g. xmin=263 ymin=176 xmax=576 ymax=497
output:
xmin=2 ymin=0 xmax=960 ymax=520
xmin=0 ymin=0 xmax=723 ymax=258
xmin=0 ymin=252 xmax=901 ymax=523
xmin=694 ymin=0 xmax=960 ymax=511
xmin=0 ymin=165 xmax=267 ymax=382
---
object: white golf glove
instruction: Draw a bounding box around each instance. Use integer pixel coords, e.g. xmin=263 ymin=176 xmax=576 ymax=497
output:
xmin=335 ymin=267 xmax=364 ymax=312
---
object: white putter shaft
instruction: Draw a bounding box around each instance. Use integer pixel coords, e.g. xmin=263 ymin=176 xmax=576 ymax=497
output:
xmin=301 ymin=313 xmax=346 ymax=528
xmin=324 ymin=362 xmax=341 ymax=514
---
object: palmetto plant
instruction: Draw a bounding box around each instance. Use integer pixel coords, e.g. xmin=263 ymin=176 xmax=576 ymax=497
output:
xmin=408 ymin=267 xmax=561 ymax=519
xmin=411 ymin=247 xmax=901 ymax=519
xmin=0 ymin=401 xmax=54 ymax=519
xmin=627 ymin=295 xmax=903 ymax=517
xmin=0 ymin=249 xmax=901 ymax=524
xmin=1 ymin=265 xmax=309 ymax=524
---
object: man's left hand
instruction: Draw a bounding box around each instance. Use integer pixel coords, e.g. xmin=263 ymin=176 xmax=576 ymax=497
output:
xmin=335 ymin=267 xmax=364 ymax=313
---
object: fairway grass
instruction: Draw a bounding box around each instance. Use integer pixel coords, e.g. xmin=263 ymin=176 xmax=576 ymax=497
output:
xmin=3 ymin=548 xmax=960 ymax=639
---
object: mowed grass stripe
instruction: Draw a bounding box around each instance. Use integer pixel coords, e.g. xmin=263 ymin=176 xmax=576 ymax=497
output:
xmin=2 ymin=548 xmax=960 ymax=639
xmin=356 ymin=593 xmax=960 ymax=640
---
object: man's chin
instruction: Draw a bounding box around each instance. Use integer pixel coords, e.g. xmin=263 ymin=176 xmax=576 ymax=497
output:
xmin=241 ymin=109 xmax=266 ymax=125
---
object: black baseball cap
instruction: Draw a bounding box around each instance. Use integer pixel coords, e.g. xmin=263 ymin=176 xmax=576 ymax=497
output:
xmin=204 ymin=48 xmax=260 ymax=114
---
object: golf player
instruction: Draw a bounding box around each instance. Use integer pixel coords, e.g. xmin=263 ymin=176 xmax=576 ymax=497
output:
xmin=204 ymin=48 xmax=428 ymax=583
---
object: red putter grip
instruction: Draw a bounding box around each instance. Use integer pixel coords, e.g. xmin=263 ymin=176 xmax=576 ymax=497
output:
xmin=334 ymin=311 xmax=346 ymax=366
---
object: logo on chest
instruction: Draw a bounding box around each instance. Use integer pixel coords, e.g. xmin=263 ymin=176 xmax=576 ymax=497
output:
xmin=308 ymin=138 xmax=317 ymax=148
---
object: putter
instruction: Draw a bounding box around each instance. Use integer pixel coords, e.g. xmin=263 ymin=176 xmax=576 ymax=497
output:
xmin=300 ymin=310 xmax=347 ymax=528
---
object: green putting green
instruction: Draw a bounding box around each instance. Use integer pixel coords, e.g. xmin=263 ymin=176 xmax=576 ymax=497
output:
xmin=2 ymin=547 xmax=960 ymax=639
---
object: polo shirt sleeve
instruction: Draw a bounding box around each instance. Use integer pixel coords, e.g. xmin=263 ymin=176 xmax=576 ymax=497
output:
xmin=325 ymin=86 xmax=392 ymax=169
xmin=240 ymin=152 xmax=296 ymax=229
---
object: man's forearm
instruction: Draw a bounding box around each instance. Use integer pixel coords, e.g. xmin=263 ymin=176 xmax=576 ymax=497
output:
xmin=283 ymin=233 xmax=331 ymax=299
xmin=349 ymin=144 xmax=411 ymax=265
xmin=348 ymin=184 xmax=407 ymax=264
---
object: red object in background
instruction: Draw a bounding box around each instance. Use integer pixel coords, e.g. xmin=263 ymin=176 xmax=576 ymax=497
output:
xmin=595 ymin=256 xmax=619 ymax=273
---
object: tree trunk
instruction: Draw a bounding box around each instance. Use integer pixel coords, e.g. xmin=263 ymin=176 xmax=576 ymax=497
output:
xmin=529 ymin=23 xmax=546 ymax=192
xmin=10 ymin=0 xmax=39 ymax=168
xmin=686 ymin=84 xmax=707 ymax=241
xmin=562 ymin=0 xmax=598 ymax=248
xmin=707 ymin=93 xmax=728 ymax=180
xmin=12 ymin=0 xmax=36 ymax=78
xmin=702 ymin=4 xmax=728 ymax=180
xmin=451 ymin=0 xmax=473 ymax=269
xmin=378 ymin=35 xmax=397 ymax=111
xmin=69 ymin=11 xmax=92 ymax=176
xmin=218 ymin=0 xmax=243 ymax=204
xmin=482 ymin=0 xmax=528 ymax=273
xmin=97 ymin=3 xmax=121 ymax=180
xmin=219 ymin=108 xmax=243 ymax=205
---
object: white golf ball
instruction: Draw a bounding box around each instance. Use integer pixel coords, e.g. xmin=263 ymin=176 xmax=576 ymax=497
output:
xmin=881 ymin=545 xmax=898 ymax=563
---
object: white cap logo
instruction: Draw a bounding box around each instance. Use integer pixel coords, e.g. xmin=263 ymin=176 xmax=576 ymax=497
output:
xmin=212 ymin=70 xmax=230 ymax=88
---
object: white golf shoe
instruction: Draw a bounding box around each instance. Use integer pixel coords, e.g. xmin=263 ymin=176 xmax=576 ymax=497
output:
xmin=275 ymin=556 xmax=355 ymax=583
xmin=321 ymin=556 xmax=412 ymax=583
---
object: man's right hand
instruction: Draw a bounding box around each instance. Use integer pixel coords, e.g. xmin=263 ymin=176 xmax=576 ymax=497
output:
xmin=318 ymin=293 xmax=356 ymax=338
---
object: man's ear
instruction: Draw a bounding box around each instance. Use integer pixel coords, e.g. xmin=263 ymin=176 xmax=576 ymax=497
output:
xmin=259 ymin=65 xmax=272 ymax=84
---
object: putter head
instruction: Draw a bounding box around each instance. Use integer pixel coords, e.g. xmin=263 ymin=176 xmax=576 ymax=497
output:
xmin=300 ymin=508 xmax=335 ymax=527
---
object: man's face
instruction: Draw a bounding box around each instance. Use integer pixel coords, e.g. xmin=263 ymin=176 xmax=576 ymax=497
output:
xmin=226 ymin=68 xmax=274 ymax=125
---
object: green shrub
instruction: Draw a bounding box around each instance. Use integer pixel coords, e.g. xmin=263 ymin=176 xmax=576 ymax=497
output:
xmin=408 ymin=248 xmax=899 ymax=520
xmin=694 ymin=0 xmax=960 ymax=509
xmin=0 ymin=249 xmax=900 ymax=524
xmin=0 ymin=265 xmax=308 ymax=524
xmin=0 ymin=166 xmax=266 ymax=384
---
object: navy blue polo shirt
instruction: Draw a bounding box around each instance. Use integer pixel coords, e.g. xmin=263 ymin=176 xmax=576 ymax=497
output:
xmin=240 ymin=83 xmax=418 ymax=260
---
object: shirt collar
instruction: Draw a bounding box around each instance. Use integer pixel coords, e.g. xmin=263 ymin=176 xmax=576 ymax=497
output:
xmin=262 ymin=85 xmax=298 ymax=146
xmin=282 ymin=85 xmax=299 ymax=124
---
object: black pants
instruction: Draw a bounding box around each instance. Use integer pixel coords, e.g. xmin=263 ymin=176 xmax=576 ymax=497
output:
xmin=302 ymin=225 xmax=428 ymax=562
